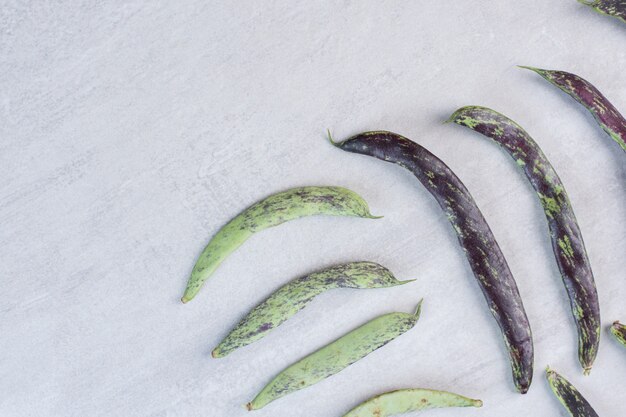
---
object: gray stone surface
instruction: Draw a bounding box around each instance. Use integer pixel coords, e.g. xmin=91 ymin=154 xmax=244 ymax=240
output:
xmin=1 ymin=1 xmax=624 ymax=416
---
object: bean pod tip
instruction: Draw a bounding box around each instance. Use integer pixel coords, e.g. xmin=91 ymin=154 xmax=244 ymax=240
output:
xmin=518 ymin=65 xmax=543 ymax=73
xmin=577 ymin=0 xmax=599 ymax=6
xmin=327 ymin=129 xmax=338 ymax=146
xmin=326 ymin=131 xmax=384 ymax=220
xmin=610 ymin=321 xmax=626 ymax=347
xmin=444 ymin=106 xmax=479 ymax=124
xmin=445 ymin=106 xmax=474 ymax=125
xmin=518 ymin=65 xmax=554 ymax=81
xmin=414 ymin=298 xmax=424 ymax=317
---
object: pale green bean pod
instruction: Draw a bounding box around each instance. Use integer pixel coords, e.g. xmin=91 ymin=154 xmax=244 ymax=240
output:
xmin=182 ymin=186 xmax=380 ymax=303
xmin=213 ymin=262 xmax=414 ymax=358
xmin=247 ymin=300 xmax=423 ymax=410
xmin=343 ymin=388 xmax=482 ymax=417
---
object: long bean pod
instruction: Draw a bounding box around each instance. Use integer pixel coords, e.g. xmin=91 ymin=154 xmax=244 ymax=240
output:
xmin=611 ymin=321 xmax=626 ymax=347
xmin=546 ymin=367 xmax=599 ymax=417
xmin=246 ymin=300 xmax=423 ymax=410
xmin=330 ymin=131 xmax=533 ymax=393
xmin=578 ymin=0 xmax=626 ymax=23
xmin=212 ymin=262 xmax=414 ymax=358
xmin=343 ymin=388 xmax=482 ymax=417
xmin=521 ymin=66 xmax=626 ymax=152
xmin=449 ymin=106 xmax=601 ymax=374
xmin=182 ymin=186 xmax=380 ymax=303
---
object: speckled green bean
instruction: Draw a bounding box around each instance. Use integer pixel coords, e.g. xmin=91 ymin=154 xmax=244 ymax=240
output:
xmin=449 ymin=106 xmax=600 ymax=374
xmin=212 ymin=262 xmax=414 ymax=358
xmin=182 ymin=186 xmax=380 ymax=303
xmin=578 ymin=0 xmax=626 ymax=24
xmin=246 ymin=300 xmax=423 ymax=411
xmin=343 ymin=388 xmax=482 ymax=417
xmin=546 ymin=367 xmax=599 ymax=417
xmin=611 ymin=321 xmax=626 ymax=347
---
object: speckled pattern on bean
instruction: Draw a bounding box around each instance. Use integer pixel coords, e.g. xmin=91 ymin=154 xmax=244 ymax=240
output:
xmin=212 ymin=261 xmax=414 ymax=357
xmin=611 ymin=321 xmax=626 ymax=347
xmin=331 ymin=131 xmax=533 ymax=393
xmin=246 ymin=301 xmax=423 ymax=410
xmin=546 ymin=367 xmax=599 ymax=417
xmin=522 ymin=66 xmax=626 ymax=152
xmin=450 ymin=106 xmax=601 ymax=374
xmin=342 ymin=388 xmax=482 ymax=417
xmin=579 ymin=0 xmax=626 ymax=23
xmin=182 ymin=186 xmax=380 ymax=303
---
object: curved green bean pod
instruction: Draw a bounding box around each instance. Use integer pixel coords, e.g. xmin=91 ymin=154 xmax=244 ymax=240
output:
xmin=546 ymin=367 xmax=599 ymax=417
xmin=611 ymin=321 xmax=626 ymax=347
xmin=343 ymin=388 xmax=482 ymax=417
xmin=246 ymin=300 xmax=423 ymax=411
xmin=182 ymin=186 xmax=380 ymax=303
xmin=212 ymin=262 xmax=414 ymax=358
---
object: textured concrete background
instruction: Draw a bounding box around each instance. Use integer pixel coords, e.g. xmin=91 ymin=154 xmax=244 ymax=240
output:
xmin=1 ymin=1 xmax=625 ymax=416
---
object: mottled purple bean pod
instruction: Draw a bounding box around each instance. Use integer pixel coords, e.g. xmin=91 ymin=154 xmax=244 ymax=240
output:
xmin=546 ymin=367 xmax=599 ymax=417
xmin=330 ymin=131 xmax=533 ymax=393
xmin=611 ymin=320 xmax=626 ymax=347
xmin=578 ymin=0 xmax=626 ymax=23
xmin=521 ymin=66 xmax=626 ymax=152
xmin=449 ymin=106 xmax=601 ymax=374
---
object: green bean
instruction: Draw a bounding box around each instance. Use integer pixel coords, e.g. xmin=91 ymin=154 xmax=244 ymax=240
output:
xmin=182 ymin=186 xmax=380 ymax=303
xmin=213 ymin=262 xmax=414 ymax=358
xmin=611 ymin=321 xmax=626 ymax=347
xmin=246 ymin=300 xmax=423 ymax=411
xmin=343 ymin=388 xmax=482 ymax=417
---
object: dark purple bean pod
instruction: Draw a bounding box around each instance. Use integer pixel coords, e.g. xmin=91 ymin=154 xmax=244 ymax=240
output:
xmin=521 ymin=66 xmax=626 ymax=152
xmin=546 ymin=367 xmax=599 ymax=417
xmin=329 ymin=131 xmax=533 ymax=393
xmin=578 ymin=0 xmax=626 ymax=23
xmin=449 ymin=106 xmax=601 ymax=374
